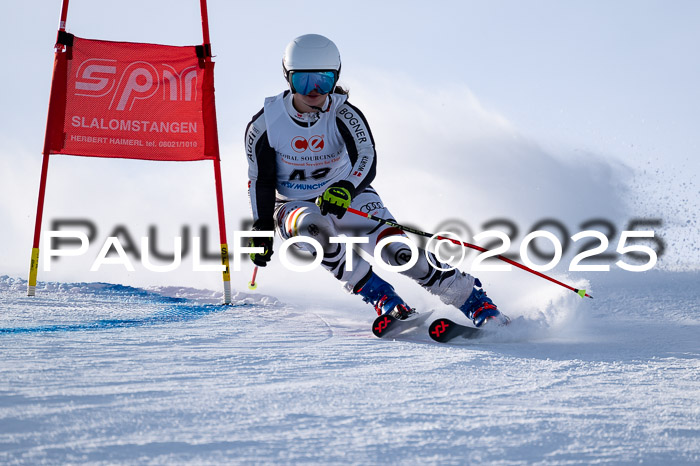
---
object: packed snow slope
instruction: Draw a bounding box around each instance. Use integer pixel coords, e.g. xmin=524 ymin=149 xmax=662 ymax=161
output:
xmin=1 ymin=270 xmax=699 ymax=464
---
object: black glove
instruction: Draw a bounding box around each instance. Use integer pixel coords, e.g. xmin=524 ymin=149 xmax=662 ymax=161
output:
xmin=249 ymin=220 xmax=274 ymax=267
xmin=316 ymin=180 xmax=356 ymax=219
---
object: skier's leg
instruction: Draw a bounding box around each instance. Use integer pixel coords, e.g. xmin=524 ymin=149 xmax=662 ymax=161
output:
xmin=292 ymin=190 xmax=412 ymax=318
xmin=275 ymin=200 xmax=412 ymax=317
xmin=334 ymin=189 xmax=473 ymax=305
xmin=274 ymin=200 xmax=370 ymax=291
xmin=380 ymin=237 xmax=509 ymax=326
xmin=378 ymin=240 xmax=473 ymax=304
xmin=339 ymin=189 xmax=508 ymax=327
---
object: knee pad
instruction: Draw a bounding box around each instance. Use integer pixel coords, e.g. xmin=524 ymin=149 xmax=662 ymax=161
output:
xmin=277 ymin=205 xmax=335 ymax=239
xmin=287 ymin=207 xmax=371 ymax=291
xmin=381 ymin=240 xmax=417 ymax=267
xmin=293 ymin=209 xmax=337 ymax=247
xmin=381 ymin=241 xmax=475 ymax=307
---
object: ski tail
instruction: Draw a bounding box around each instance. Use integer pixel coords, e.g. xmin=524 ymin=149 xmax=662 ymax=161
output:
xmin=372 ymin=310 xmax=434 ymax=339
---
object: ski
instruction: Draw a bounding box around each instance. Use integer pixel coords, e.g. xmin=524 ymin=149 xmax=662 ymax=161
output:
xmin=372 ymin=310 xmax=434 ymax=338
xmin=428 ymin=318 xmax=481 ymax=343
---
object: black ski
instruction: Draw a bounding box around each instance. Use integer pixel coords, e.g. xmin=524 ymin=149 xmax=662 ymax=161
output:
xmin=372 ymin=310 xmax=434 ymax=338
xmin=428 ymin=318 xmax=481 ymax=343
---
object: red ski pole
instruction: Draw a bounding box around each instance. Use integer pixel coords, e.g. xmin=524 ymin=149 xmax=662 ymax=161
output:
xmin=347 ymin=207 xmax=593 ymax=299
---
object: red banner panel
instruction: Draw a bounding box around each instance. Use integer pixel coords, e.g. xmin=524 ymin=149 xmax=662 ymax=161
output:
xmin=48 ymin=36 xmax=218 ymax=161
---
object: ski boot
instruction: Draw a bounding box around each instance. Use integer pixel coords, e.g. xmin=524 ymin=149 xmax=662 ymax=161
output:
xmin=459 ymin=279 xmax=510 ymax=327
xmin=354 ymin=272 xmax=414 ymax=320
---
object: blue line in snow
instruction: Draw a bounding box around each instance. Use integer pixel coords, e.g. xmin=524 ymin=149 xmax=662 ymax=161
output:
xmin=0 ymin=303 xmax=247 ymax=335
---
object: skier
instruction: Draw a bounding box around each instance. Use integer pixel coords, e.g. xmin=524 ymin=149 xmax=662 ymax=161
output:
xmin=244 ymin=34 xmax=509 ymax=327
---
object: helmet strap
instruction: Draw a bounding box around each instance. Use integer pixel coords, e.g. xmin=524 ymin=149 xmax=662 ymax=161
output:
xmin=311 ymin=95 xmax=332 ymax=113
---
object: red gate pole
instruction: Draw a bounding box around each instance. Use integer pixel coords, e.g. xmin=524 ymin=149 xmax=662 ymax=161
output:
xmin=213 ymin=157 xmax=231 ymax=304
xmin=200 ymin=0 xmax=212 ymax=46
xmin=200 ymin=0 xmax=231 ymax=304
xmin=28 ymin=0 xmax=71 ymax=296
xmin=58 ymin=0 xmax=70 ymax=33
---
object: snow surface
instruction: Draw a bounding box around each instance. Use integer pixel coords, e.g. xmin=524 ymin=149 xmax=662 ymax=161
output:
xmin=1 ymin=271 xmax=698 ymax=464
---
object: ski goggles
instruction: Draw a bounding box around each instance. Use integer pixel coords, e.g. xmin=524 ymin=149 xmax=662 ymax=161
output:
xmin=289 ymin=71 xmax=337 ymax=95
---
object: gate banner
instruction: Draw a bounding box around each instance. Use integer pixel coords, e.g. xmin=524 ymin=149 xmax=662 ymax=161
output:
xmin=47 ymin=36 xmax=218 ymax=161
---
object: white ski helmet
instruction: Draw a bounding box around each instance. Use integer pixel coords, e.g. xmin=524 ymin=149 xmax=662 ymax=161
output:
xmin=283 ymin=34 xmax=341 ymax=93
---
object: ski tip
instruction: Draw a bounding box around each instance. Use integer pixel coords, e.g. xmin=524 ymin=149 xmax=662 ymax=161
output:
xmin=372 ymin=313 xmax=397 ymax=338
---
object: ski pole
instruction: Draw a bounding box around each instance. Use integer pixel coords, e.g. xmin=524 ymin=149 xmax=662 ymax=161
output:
xmin=248 ymin=266 xmax=259 ymax=290
xmin=347 ymin=207 xmax=593 ymax=299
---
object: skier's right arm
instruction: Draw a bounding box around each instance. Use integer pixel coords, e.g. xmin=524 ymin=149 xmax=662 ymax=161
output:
xmin=245 ymin=109 xmax=276 ymax=266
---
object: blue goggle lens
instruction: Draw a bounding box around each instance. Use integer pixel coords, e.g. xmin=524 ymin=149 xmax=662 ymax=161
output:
xmin=290 ymin=71 xmax=337 ymax=95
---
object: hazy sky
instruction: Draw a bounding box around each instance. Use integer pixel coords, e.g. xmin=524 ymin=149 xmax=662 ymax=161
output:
xmin=2 ymin=0 xmax=698 ymax=166
xmin=1 ymin=1 xmax=697 ymax=295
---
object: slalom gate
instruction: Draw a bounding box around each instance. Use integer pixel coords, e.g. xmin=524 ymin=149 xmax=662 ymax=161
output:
xmin=27 ymin=0 xmax=231 ymax=303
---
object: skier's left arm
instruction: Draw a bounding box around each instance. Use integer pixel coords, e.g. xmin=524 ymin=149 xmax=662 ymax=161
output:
xmin=317 ymin=101 xmax=377 ymax=219
xmin=336 ymin=101 xmax=377 ymax=193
